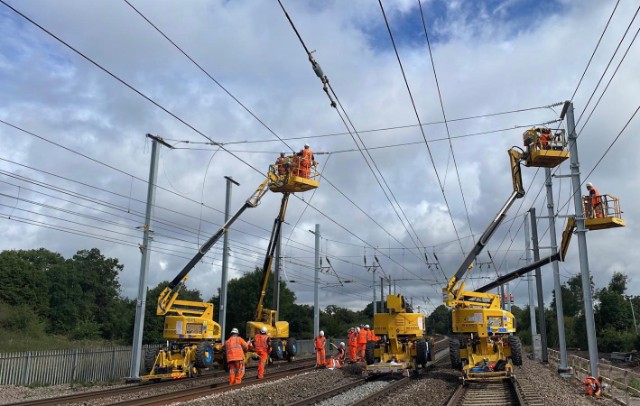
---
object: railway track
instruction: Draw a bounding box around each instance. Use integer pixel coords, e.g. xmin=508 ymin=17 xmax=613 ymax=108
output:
xmin=445 ymin=377 xmax=543 ymax=406
xmin=112 ymin=361 xmax=316 ymax=406
xmin=285 ymin=337 xmax=450 ymax=406
xmin=446 ymin=380 xmax=519 ymax=406
xmin=4 ymin=359 xmax=315 ymax=406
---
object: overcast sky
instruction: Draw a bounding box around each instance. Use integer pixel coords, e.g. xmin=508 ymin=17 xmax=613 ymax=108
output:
xmin=1 ymin=0 xmax=639 ymax=317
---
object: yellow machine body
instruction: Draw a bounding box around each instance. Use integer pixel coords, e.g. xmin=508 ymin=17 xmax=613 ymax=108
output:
xmin=142 ymin=175 xmax=278 ymax=381
xmin=267 ymin=160 xmax=319 ymax=193
xmin=522 ymin=127 xmax=570 ymax=168
xmin=244 ymin=159 xmax=319 ymax=364
xmin=445 ymin=283 xmax=516 ymax=381
xmin=365 ymin=294 xmax=433 ymax=377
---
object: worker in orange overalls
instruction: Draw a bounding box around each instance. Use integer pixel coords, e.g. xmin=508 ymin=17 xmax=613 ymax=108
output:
xmin=347 ymin=327 xmax=358 ymax=363
xmin=365 ymin=324 xmax=378 ymax=343
xmin=250 ymin=326 xmax=271 ymax=379
xmin=328 ymin=342 xmax=346 ymax=369
xmin=291 ymin=152 xmax=301 ymax=177
xmin=225 ymin=327 xmax=249 ymax=385
xmin=357 ymin=324 xmax=368 ymax=360
xmin=314 ymin=330 xmax=327 ymax=368
xmin=300 ymin=143 xmax=314 ymax=178
xmin=586 ymin=182 xmax=603 ymax=218
xmin=275 ymin=152 xmax=289 ymax=176
xmin=584 ymin=376 xmax=602 ymax=397
xmin=539 ymin=128 xmax=551 ymax=150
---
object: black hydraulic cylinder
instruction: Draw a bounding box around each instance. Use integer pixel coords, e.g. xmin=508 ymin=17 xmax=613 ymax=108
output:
xmin=475 ymin=253 xmax=560 ymax=293
xmin=167 ymin=201 xmax=252 ymax=289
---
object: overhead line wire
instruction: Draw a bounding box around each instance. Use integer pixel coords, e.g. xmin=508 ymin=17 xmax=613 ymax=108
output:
xmin=122 ymin=0 xmax=296 ymax=154
xmin=417 ymin=0 xmax=474 ymax=242
xmin=2 ymin=2 xmax=427 ymax=276
xmin=569 ymin=0 xmax=620 ymax=102
xmin=377 ymin=0 xmax=465 ymax=256
xmin=574 ymin=3 xmax=640 ymax=129
xmin=276 ymin=0 xmax=428 ymax=265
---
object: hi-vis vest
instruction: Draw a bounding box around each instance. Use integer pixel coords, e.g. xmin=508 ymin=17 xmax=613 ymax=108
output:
xmin=226 ymin=336 xmax=247 ymax=362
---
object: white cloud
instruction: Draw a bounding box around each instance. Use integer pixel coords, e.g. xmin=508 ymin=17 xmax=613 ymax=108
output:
xmin=0 ymin=0 xmax=639 ymax=321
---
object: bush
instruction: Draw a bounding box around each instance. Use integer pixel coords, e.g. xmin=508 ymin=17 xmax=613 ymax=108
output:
xmin=597 ymin=327 xmax=636 ymax=352
xmin=70 ymin=319 xmax=102 ymax=340
xmin=0 ymin=302 xmax=46 ymax=338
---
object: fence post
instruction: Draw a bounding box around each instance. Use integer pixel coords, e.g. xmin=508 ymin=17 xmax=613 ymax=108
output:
xmin=22 ymin=352 xmax=31 ymax=386
xmin=624 ymin=370 xmax=629 ymax=405
xmin=609 ymin=364 xmax=614 ymax=402
xmin=72 ymin=349 xmax=78 ymax=382
xmin=110 ymin=347 xmax=116 ymax=380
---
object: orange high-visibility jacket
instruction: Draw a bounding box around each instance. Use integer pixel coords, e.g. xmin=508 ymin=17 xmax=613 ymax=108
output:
xmin=366 ymin=329 xmax=377 ymax=341
xmin=314 ymin=336 xmax=326 ymax=350
xmin=358 ymin=328 xmax=368 ymax=344
xmin=225 ymin=335 xmax=248 ymax=362
xmin=348 ymin=331 xmax=357 ymax=345
xmin=590 ymin=187 xmax=602 ymax=206
xmin=253 ymin=333 xmax=270 ymax=352
xmin=301 ymin=148 xmax=313 ymax=166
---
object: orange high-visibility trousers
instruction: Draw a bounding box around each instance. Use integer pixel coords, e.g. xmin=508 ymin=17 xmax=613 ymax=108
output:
xmin=348 ymin=344 xmax=357 ymax=362
xmin=228 ymin=360 xmax=245 ymax=385
xmin=256 ymin=350 xmax=268 ymax=379
xmin=316 ymin=348 xmax=326 ymax=366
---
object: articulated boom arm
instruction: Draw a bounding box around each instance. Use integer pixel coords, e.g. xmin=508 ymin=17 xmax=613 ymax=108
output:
xmin=444 ymin=148 xmax=525 ymax=301
xmin=254 ymin=193 xmax=290 ymax=322
xmin=475 ymin=216 xmax=576 ymax=293
xmin=157 ymin=178 xmax=271 ymax=315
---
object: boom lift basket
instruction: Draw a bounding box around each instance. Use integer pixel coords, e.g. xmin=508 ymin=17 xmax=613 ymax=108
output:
xmin=522 ymin=127 xmax=569 ymax=168
xmin=268 ymin=161 xmax=319 ymax=193
xmin=582 ymin=194 xmax=625 ymax=230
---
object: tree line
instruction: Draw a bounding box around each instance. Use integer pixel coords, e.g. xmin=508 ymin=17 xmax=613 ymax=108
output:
xmin=0 ymin=248 xmax=373 ymax=349
xmin=3 ymin=247 xmax=636 ymax=353
xmin=426 ymin=271 xmax=640 ymax=353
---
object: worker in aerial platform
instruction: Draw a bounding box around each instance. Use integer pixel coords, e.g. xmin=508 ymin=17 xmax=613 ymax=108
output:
xmin=225 ymin=328 xmax=249 ymax=385
xmin=300 ymin=143 xmax=315 ymax=178
xmin=586 ymin=182 xmax=603 ymax=218
xmin=275 ymin=152 xmax=289 ymax=176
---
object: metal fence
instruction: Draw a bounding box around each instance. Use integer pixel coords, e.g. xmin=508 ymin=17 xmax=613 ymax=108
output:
xmin=0 ymin=340 xmax=325 ymax=386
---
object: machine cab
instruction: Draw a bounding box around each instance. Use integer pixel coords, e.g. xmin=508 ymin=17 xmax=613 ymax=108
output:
xmin=522 ymin=127 xmax=569 ymax=168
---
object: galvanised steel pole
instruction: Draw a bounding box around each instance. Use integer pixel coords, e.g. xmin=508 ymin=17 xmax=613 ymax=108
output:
xmin=525 ymin=212 xmax=537 ymax=337
xmin=545 ymin=167 xmax=569 ymax=371
xmin=220 ymin=176 xmax=239 ymax=342
xmin=530 ymin=208 xmax=548 ymax=363
xmin=566 ymin=101 xmax=599 ymax=377
xmin=129 ymin=134 xmax=171 ymax=379
xmin=314 ymin=224 xmax=320 ymax=338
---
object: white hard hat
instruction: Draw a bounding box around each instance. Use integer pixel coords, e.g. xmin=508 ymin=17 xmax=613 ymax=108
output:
xmin=304 ymin=143 xmax=309 ymax=147
xmin=356 ymin=327 xmax=360 ymax=332
xmin=260 ymin=326 xmax=267 ymax=334
xmin=340 ymin=342 xmax=345 ymax=348
xmin=365 ymin=324 xmax=370 ymax=329
xmin=319 ymin=330 xmax=324 ymax=337
xmin=586 ymin=182 xmax=593 ymax=187
xmin=231 ymin=327 xmax=239 ymax=335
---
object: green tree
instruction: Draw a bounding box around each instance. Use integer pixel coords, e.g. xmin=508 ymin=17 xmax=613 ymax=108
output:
xmin=210 ymin=268 xmax=299 ymax=338
xmin=0 ymin=250 xmax=51 ymax=316
xmin=426 ymin=305 xmax=451 ymax=335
